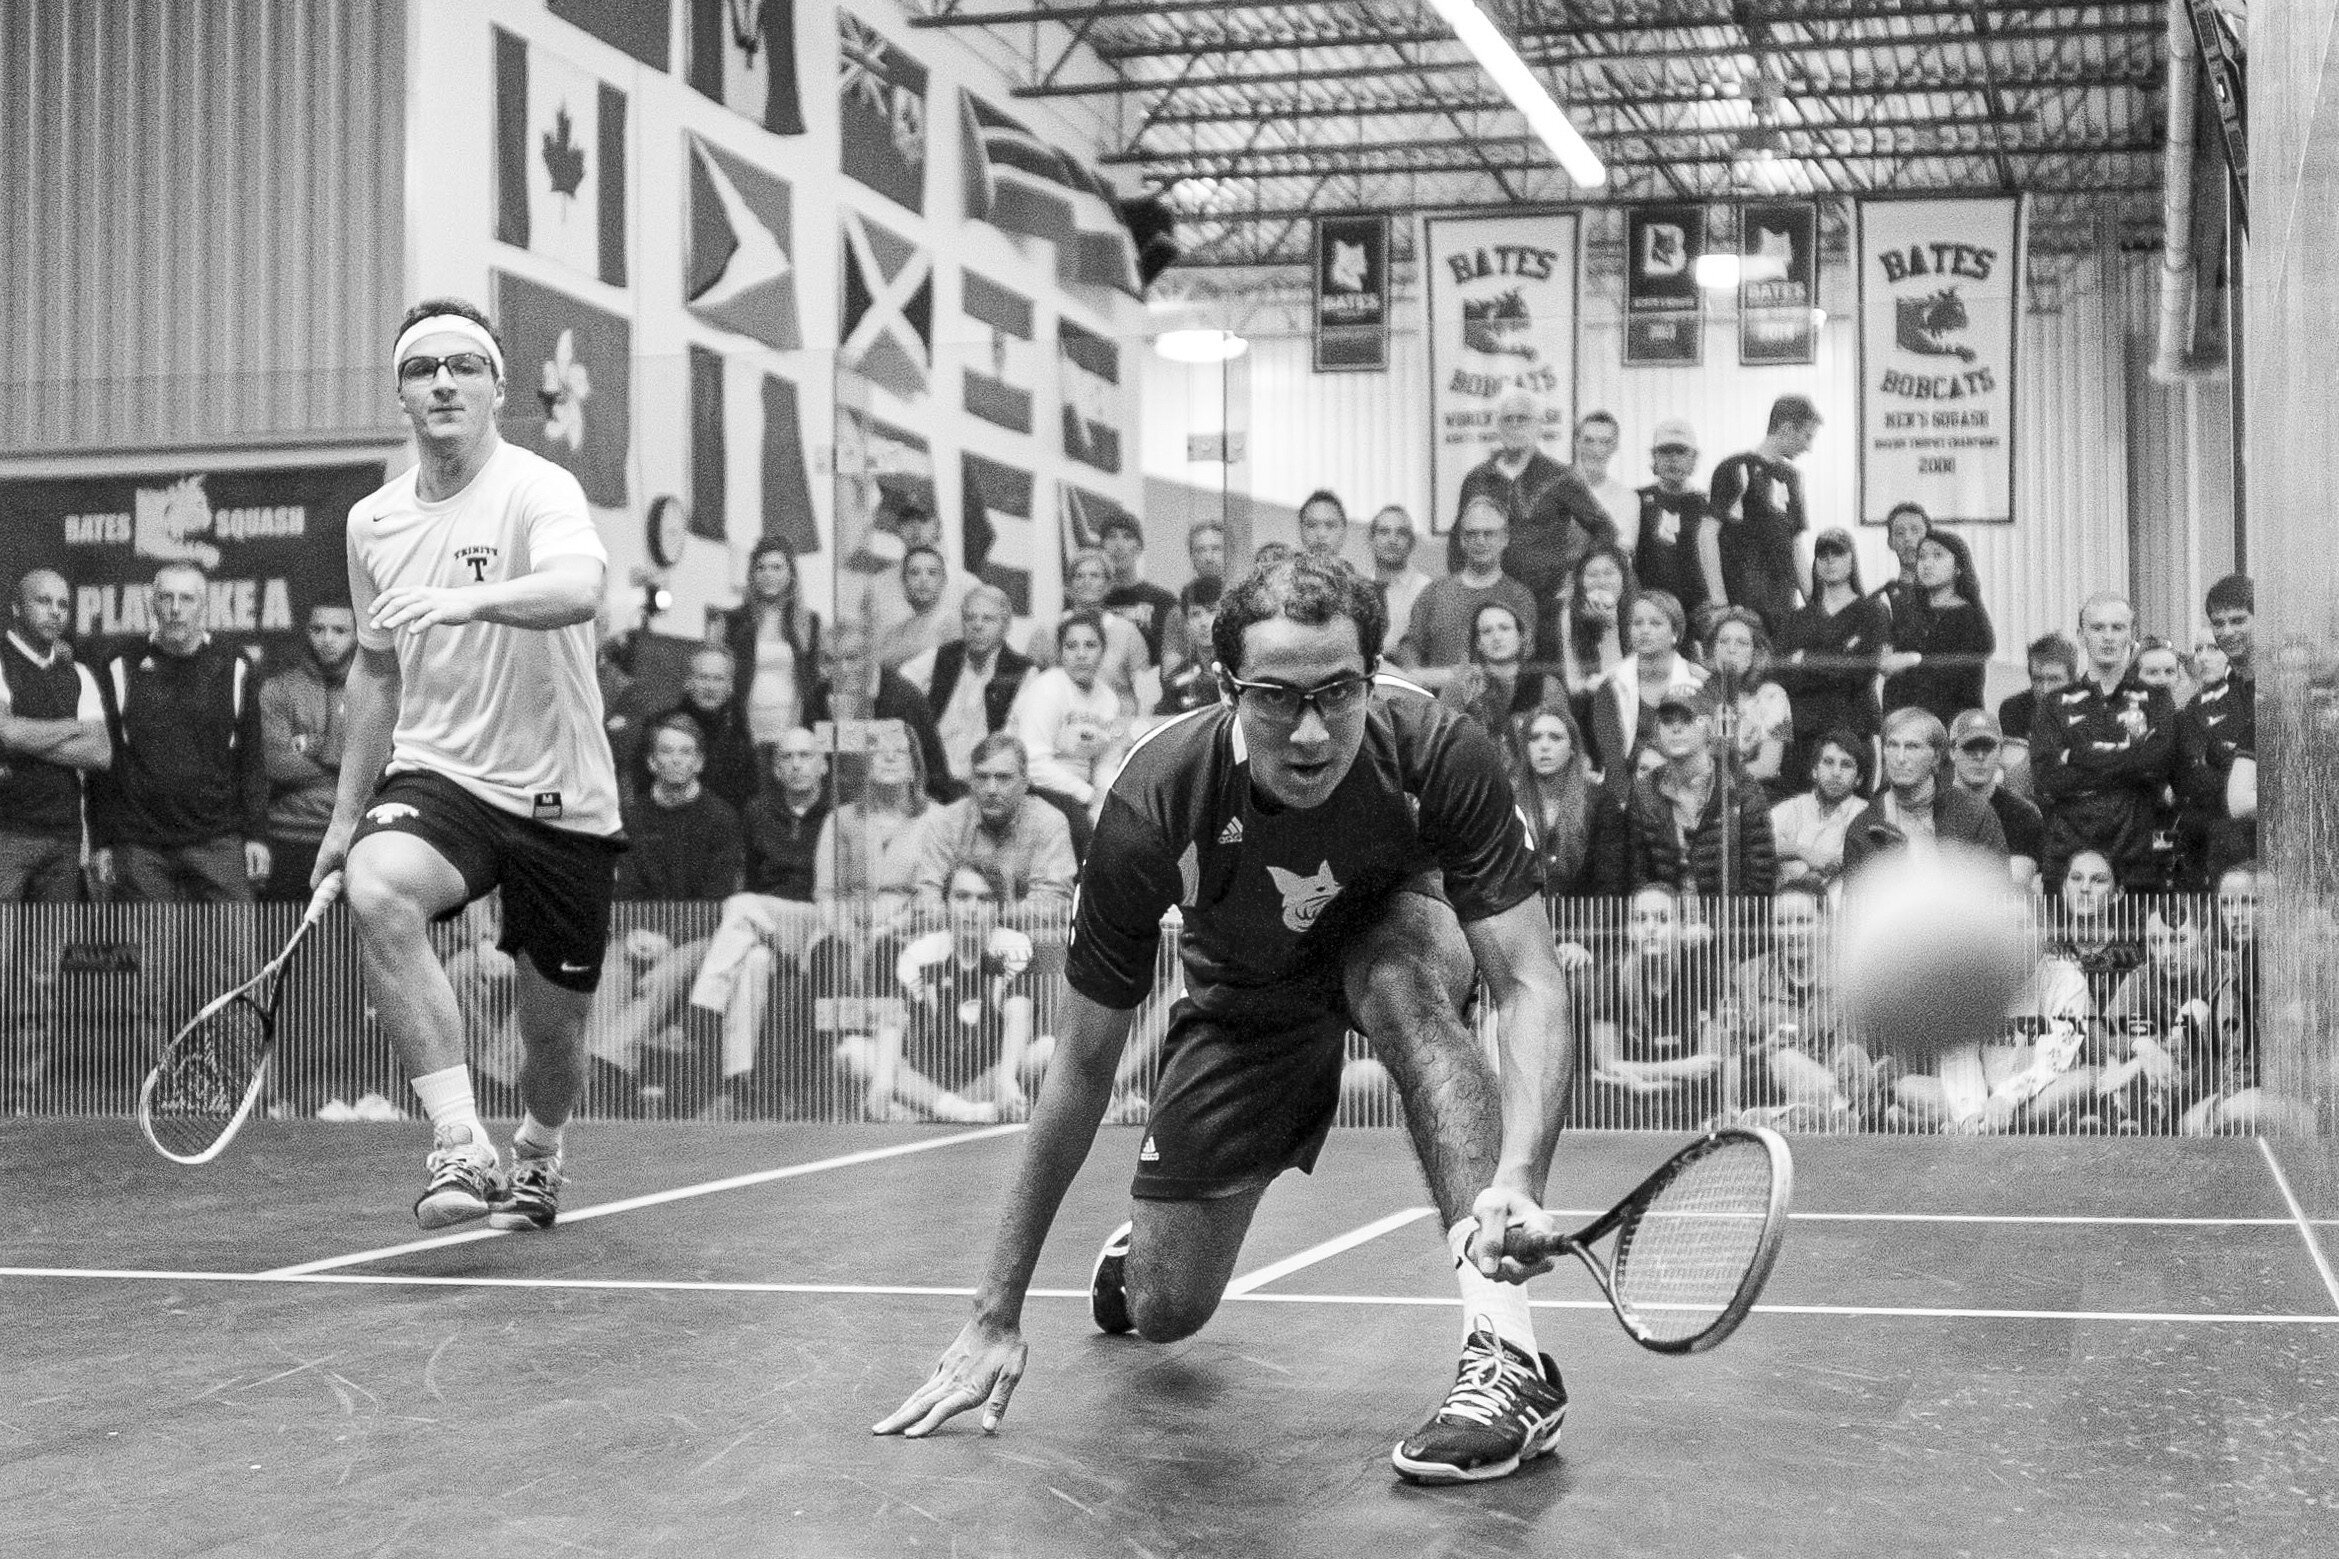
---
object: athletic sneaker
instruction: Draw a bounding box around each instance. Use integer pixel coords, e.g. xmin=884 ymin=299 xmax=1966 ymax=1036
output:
xmin=1391 ymin=1322 xmax=1569 ymax=1484
xmin=490 ymin=1149 xmax=562 ymax=1232
xmin=414 ymin=1125 xmax=503 ymax=1230
xmin=1089 ymin=1220 xmax=1135 ymax=1335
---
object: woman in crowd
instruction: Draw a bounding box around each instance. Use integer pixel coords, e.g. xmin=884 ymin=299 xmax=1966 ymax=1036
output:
xmin=2182 ymin=864 xmax=2313 ymax=1135
xmin=1552 ymin=544 xmax=1636 ymax=704
xmin=722 ymin=537 xmax=822 ymax=750
xmin=1510 ymin=705 xmax=1607 ymax=907
xmin=1026 ymin=548 xmax=1149 ymax=713
xmin=1768 ymin=727 xmax=1870 ymax=889
xmin=1584 ymin=882 xmax=1725 ymax=1130
xmin=2046 ymin=848 xmax=2146 ymax=1014
xmin=1587 ymin=586 xmax=1707 ymax=794
xmin=1442 ymin=600 xmax=1564 ymax=750
xmin=1012 ymin=610 xmax=1129 ymax=858
xmin=2092 ymin=897 xmax=2215 ymax=1132
xmin=1880 ymin=528 xmax=1995 ymax=728
xmin=814 ymin=720 xmax=933 ymax=935
xmin=1703 ymin=607 xmax=1795 ymax=799
xmin=1776 ymin=526 xmax=1889 ymax=787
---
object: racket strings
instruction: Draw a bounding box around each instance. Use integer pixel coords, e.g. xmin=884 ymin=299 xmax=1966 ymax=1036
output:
xmin=149 ymin=999 xmax=271 ymax=1145
xmin=1609 ymin=1139 xmax=1778 ymax=1345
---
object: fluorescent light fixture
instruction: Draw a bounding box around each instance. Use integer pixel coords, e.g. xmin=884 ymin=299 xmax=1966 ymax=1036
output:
xmin=1425 ymin=0 xmax=1605 ymax=188
xmin=1155 ymin=329 xmax=1249 ymax=363
xmin=1694 ymin=253 xmax=1741 ymax=291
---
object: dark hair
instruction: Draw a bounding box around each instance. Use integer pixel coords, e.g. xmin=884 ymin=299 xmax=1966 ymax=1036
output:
xmin=1768 ymin=394 xmax=1821 ymax=433
xmin=648 ymin=713 xmax=705 ymax=754
xmin=1806 ymin=528 xmax=1867 ymax=597
xmin=395 ymin=297 xmax=502 ymax=372
xmin=968 ymin=731 xmax=1029 ymax=772
xmin=1812 ymin=725 xmax=1872 ymax=792
xmin=1056 ymin=607 xmax=1107 ymax=652
xmin=1916 ymin=528 xmax=1986 ymax=615
xmin=1179 ymin=575 xmax=1223 ymax=612
xmin=1702 ymin=606 xmax=1773 ymax=675
xmin=1469 ymin=599 xmax=1527 ymax=664
xmin=1298 ymin=488 xmax=1348 ymax=521
xmin=1577 ymin=409 xmax=1619 ymax=435
xmin=1632 ymin=587 xmax=1688 ymax=650
xmin=1211 ymin=554 xmax=1385 ymax=678
xmin=1097 ymin=513 xmax=1143 ymax=545
xmin=2205 ymin=573 xmax=2254 ymax=615
xmin=2027 ymin=631 xmax=2079 ymax=674
xmin=1884 ymin=501 xmax=1931 ymax=534
xmin=1566 ymin=543 xmax=1638 ymax=671
xmin=946 ymin=856 xmax=1012 ymax=905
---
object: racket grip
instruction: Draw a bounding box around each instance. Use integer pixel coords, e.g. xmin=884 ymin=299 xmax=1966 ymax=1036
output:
xmin=1498 ymin=1222 xmax=1563 ymax=1265
xmin=304 ymin=870 xmax=346 ymax=923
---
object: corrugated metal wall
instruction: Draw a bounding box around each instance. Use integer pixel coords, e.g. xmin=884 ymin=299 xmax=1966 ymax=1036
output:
xmin=0 ymin=0 xmax=407 ymax=457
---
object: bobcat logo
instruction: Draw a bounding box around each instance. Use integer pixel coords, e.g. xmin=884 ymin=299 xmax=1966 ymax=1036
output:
xmin=1640 ymin=222 xmax=1687 ymax=277
xmin=1328 ymin=239 xmax=1370 ymax=293
xmin=1266 ymin=861 xmax=1343 ymax=934
xmin=1461 ymin=289 xmax=1536 ymax=359
xmin=133 ymin=475 xmax=222 ymax=569
xmin=365 ymin=801 xmax=421 ymax=826
xmin=1751 ymin=225 xmax=1796 ymax=273
xmin=1896 ymin=288 xmax=1977 ymax=362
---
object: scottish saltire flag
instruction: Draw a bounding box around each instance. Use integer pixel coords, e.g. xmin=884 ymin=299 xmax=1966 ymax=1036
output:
xmin=963 ymin=452 xmax=1036 ymax=615
xmin=838 ymin=12 xmax=927 ymax=214
xmin=961 ymin=272 xmax=1034 ymax=435
xmin=689 ymin=349 xmax=819 ymax=555
xmin=840 ymin=212 xmax=932 ymax=400
xmin=1057 ymin=319 xmax=1121 ymax=473
xmin=959 ymin=90 xmax=1140 ymax=296
xmin=495 ymin=271 xmax=632 ymax=506
xmin=686 ymin=0 xmax=803 ymax=136
xmin=688 ymin=345 xmax=727 ymax=542
xmin=494 ymin=27 xmax=628 ymax=287
xmin=684 ymin=134 xmax=799 ymax=351
xmin=549 ymin=0 xmax=670 ymax=69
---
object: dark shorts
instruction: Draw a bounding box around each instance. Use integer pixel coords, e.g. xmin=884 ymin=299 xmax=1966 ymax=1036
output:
xmin=1130 ymin=1000 xmax=1350 ymax=1201
xmin=351 ymin=769 xmax=625 ymax=992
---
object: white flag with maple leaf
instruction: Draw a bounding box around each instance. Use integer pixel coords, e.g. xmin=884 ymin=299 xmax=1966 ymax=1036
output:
xmin=493 ymin=26 xmax=628 ymax=288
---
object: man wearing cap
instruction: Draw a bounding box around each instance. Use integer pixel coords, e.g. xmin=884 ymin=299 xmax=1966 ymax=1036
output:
xmin=1947 ymin=709 xmax=2043 ymax=888
xmin=1839 ymin=707 xmax=2007 ymax=881
xmin=1707 ymin=395 xmax=1822 ymax=637
xmin=1598 ymin=681 xmax=1776 ymax=898
xmin=1632 ymin=419 xmax=1713 ymax=625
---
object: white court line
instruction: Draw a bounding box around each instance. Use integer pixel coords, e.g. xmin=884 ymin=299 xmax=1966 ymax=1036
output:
xmin=1224 ymin=1206 xmax=1437 ymax=1296
xmin=2256 ymin=1136 xmax=2339 ymax=1314
xmin=4 ymin=1265 xmax=2337 ymax=1326
xmin=259 ymin=1123 xmax=1028 ymax=1277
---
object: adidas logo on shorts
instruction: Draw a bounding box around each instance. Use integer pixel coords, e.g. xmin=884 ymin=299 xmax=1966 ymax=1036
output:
xmin=1218 ymin=818 xmax=1244 ymax=845
xmin=1140 ymin=1135 xmax=1160 ymax=1162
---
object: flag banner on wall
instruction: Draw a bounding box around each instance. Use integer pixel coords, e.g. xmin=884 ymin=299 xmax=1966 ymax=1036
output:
xmin=1058 ymin=320 xmax=1122 ymax=474
xmin=962 ymin=451 xmax=1036 ymax=615
xmin=1856 ymin=197 xmax=2021 ymax=525
xmin=688 ymin=345 xmax=727 ymax=542
xmin=684 ymin=135 xmax=799 ymax=351
xmin=1313 ymin=214 xmax=1390 ymax=372
xmin=960 ymin=91 xmax=1141 ymax=296
xmin=0 ymin=463 xmax=382 ymax=666
xmin=962 ymin=272 xmax=1035 ymax=434
xmin=1739 ymin=200 xmax=1818 ymax=366
xmin=838 ymin=12 xmax=927 ymax=214
xmin=1423 ymin=212 xmax=1580 ymax=535
xmin=1059 ymin=483 xmax=1135 ymax=584
xmin=760 ymin=372 xmax=819 ymax=554
xmin=493 ymin=27 xmax=628 ymax=287
xmin=495 ymin=271 xmax=633 ymax=506
xmin=549 ymin=0 xmax=670 ymax=70
xmin=1623 ymin=204 xmax=1704 ymax=365
xmin=835 ymin=396 xmax=935 ymax=580
xmin=839 ymin=212 xmax=932 ymax=399
xmin=686 ymin=0 xmax=803 ymax=136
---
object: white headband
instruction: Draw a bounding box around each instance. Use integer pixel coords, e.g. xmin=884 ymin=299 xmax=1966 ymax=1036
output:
xmin=393 ymin=315 xmax=505 ymax=380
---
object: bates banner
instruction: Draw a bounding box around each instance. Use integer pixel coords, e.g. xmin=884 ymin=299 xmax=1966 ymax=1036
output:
xmin=1856 ymin=197 xmax=2021 ymax=526
xmin=1423 ymin=212 xmax=1579 ymax=535
xmin=1623 ymin=204 xmax=1704 ymax=365
xmin=1738 ymin=200 xmax=1818 ymax=366
xmin=1314 ymin=214 xmax=1390 ymax=372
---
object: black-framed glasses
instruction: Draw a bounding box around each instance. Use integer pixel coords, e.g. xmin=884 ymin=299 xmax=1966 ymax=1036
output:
xmin=397 ymin=352 xmax=496 ymax=386
xmin=1222 ymin=671 xmax=1372 ymax=723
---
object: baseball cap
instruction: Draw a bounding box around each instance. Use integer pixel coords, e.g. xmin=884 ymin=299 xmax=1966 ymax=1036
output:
xmin=1651 ymin=418 xmax=1698 ymax=452
xmin=1949 ymin=709 xmax=2002 ymax=749
xmin=1655 ymin=682 xmax=1722 ymax=722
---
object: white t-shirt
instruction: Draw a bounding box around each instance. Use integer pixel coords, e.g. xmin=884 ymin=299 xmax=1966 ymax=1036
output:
xmin=1586 ymin=475 xmax=1637 ymax=535
xmin=345 ymin=442 xmax=621 ymax=836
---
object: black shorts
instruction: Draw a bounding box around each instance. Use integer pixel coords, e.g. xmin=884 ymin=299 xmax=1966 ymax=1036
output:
xmin=352 ymin=769 xmax=625 ymax=992
xmin=1130 ymin=1000 xmax=1349 ymax=1201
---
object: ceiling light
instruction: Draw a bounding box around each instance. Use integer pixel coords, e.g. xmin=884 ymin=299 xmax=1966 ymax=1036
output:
xmin=1155 ymin=329 xmax=1249 ymax=363
xmin=1424 ymin=0 xmax=1606 ymax=187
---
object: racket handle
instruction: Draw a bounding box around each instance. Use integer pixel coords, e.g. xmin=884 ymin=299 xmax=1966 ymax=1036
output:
xmin=303 ymin=870 xmax=346 ymax=924
xmin=1498 ymin=1222 xmax=1565 ymax=1265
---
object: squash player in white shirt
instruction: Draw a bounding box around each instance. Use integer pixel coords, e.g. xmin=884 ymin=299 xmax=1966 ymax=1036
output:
xmin=314 ymin=298 xmax=625 ymax=1233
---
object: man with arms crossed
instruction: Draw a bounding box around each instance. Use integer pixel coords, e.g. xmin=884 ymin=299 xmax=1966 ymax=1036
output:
xmin=877 ymin=554 xmax=1577 ymax=1485
xmin=316 ymin=298 xmax=624 ymax=1233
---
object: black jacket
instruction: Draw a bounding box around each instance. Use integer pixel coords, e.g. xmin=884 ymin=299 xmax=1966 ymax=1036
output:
xmin=921 ymin=639 xmax=1033 ymax=738
xmin=92 ymin=639 xmax=267 ymax=848
xmin=1599 ymin=766 xmax=1777 ymax=898
xmin=2028 ymin=667 xmax=2176 ymax=882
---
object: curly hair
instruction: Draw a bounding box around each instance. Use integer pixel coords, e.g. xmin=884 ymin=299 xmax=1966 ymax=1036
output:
xmin=1210 ymin=553 xmax=1386 ymax=677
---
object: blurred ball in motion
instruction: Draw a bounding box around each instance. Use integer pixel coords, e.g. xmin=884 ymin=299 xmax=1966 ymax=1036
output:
xmin=1836 ymin=846 xmax=2029 ymax=1058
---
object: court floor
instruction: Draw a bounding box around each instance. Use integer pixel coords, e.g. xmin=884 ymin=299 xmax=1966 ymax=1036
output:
xmin=4 ymin=1122 xmax=2337 ymax=1558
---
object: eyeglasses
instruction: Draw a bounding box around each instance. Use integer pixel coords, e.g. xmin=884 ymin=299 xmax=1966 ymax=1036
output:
xmin=397 ymin=352 xmax=496 ymax=386
xmin=1223 ymin=671 xmax=1372 ymax=723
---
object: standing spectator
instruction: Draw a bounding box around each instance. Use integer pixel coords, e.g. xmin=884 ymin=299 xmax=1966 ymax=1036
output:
xmin=1366 ymin=505 xmax=1434 ymax=658
xmin=1839 ymin=708 xmax=2008 ymax=880
xmin=1947 ymin=710 xmax=2045 ymax=888
xmin=1703 ymin=608 xmax=1794 ymax=798
xmin=1509 ymin=707 xmax=1605 ymax=903
xmin=1879 ymin=529 xmax=1995 ymax=729
xmin=1633 ymin=419 xmax=1712 ymax=626
xmin=1295 ymin=488 xmax=1350 ymax=562
xmin=616 ymin=717 xmax=745 ymax=900
xmin=1768 ymin=729 xmax=1868 ymax=888
xmin=901 ymin=584 xmax=1032 ymax=786
xmin=90 ymin=563 xmax=269 ymax=902
xmin=1776 ymin=527 xmax=1889 ymax=788
xmin=1395 ymin=496 xmax=1540 ymax=689
xmin=258 ymin=602 xmax=354 ymax=900
xmin=1707 ymin=394 xmax=1820 ymax=635
xmin=2175 ymin=573 xmax=2256 ymax=888
xmin=910 ymin=732 xmax=1078 ymax=924
xmin=635 ymin=645 xmax=759 ymax=809
xmin=1026 ymin=549 xmax=1150 ymax=714
xmin=0 ymin=568 xmax=109 ymax=901
xmin=1602 ymin=682 xmax=1775 ymax=898
xmin=1553 ymin=545 xmax=1635 ymax=701
xmin=723 ymin=537 xmax=822 ymax=752
xmin=1158 ymin=521 xmax=1228 ymax=673
xmin=1439 ymin=600 xmax=1563 ymax=744
xmin=1996 ymin=631 xmax=2079 ymax=805
xmin=805 ymin=619 xmax=959 ymax=806
xmin=1872 ymin=501 xmax=1931 ymax=631
xmin=1099 ymin=513 xmax=1180 ymax=666
xmin=1151 ymin=578 xmax=1223 ymax=718
xmin=1571 ymin=411 xmax=1635 ymax=537
xmin=873 ymin=547 xmax=961 ymax=672
xmin=1012 ymin=610 xmax=1127 ymax=854
xmin=1453 ymin=388 xmax=1616 ymax=649
xmin=864 ymin=504 xmax=967 ymax=662
xmin=742 ymin=727 xmax=831 ymax=902
xmin=2029 ymin=592 xmax=2176 ymax=889
xmin=1584 ymin=882 xmax=1724 ymax=1129
xmin=1586 ymin=587 xmax=1706 ymax=791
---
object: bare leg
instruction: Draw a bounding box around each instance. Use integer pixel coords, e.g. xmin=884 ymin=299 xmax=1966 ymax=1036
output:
xmin=513 ymin=954 xmax=592 ymax=1130
xmin=344 ymin=832 xmax=472 ymax=1078
xmin=1124 ymin=1184 xmax=1272 ymax=1342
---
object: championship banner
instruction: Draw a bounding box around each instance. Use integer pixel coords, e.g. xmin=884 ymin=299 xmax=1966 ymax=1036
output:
xmin=1738 ymin=200 xmax=1817 ymax=366
xmin=0 ymin=462 xmax=384 ymax=665
xmin=1856 ymin=197 xmax=2021 ymax=526
xmin=1623 ymin=204 xmax=1703 ymax=365
xmin=1424 ymin=212 xmax=1579 ymax=535
xmin=1314 ymin=214 xmax=1390 ymax=372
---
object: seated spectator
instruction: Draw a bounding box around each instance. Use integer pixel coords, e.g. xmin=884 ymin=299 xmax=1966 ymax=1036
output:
xmin=1840 ymin=708 xmax=2008 ymax=881
xmin=2093 ymin=898 xmax=2216 ymax=1133
xmin=2029 ymin=593 xmax=2175 ymax=889
xmin=1365 ymin=505 xmax=1433 ymax=659
xmin=2044 ymin=848 xmax=2146 ymax=1015
xmin=1510 ymin=706 xmax=1606 ymax=904
xmin=1150 ymin=578 xmax=1222 ymax=719
xmin=1584 ymin=883 xmax=1725 ymax=1129
xmin=1439 ymin=600 xmax=1564 ymax=743
xmin=1724 ymin=880 xmax=1893 ymax=1128
xmin=815 ymin=720 xmax=935 ymax=928
xmin=258 ymin=602 xmax=352 ymax=900
xmin=804 ymin=619 xmax=958 ymax=806
xmin=1099 ymin=512 xmax=1180 ymax=667
xmin=837 ymin=861 xmax=1050 ymax=1123
xmin=1878 ymin=529 xmax=1994 ymax=730
xmin=2181 ymin=864 xmax=2311 ymax=1135
xmin=742 ymin=727 xmax=831 ymax=901
xmin=1947 ymin=710 xmax=2045 ymax=888
xmin=634 ymin=645 xmax=760 ymax=809
xmin=1025 ymin=549 xmax=1150 ymax=715
xmin=1552 ymin=544 xmax=1635 ymax=701
xmin=723 ymin=536 xmax=822 ymax=751
xmin=1775 ymin=527 xmax=1888 ymax=788
xmin=1296 ymin=487 xmax=1350 ymax=562
xmin=873 ymin=546 xmax=961 ymax=672
xmin=1893 ymin=910 xmax=2092 ymax=1133
xmin=616 ymin=716 xmax=746 ymax=900
xmin=1600 ymin=682 xmax=1776 ymax=899
xmin=863 ymin=503 xmax=967 ymax=667
xmin=1395 ymin=496 xmax=1540 ymax=690
xmin=1011 ymin=610 xmax=1128 ymax=857
xmin=1632 ymin=419 xmax=1712 ymax=626
xmin=1996 ymin=631 xmax=2079 ymax=804
xmin=1704 ymin=607 xmax=1794 ymax=798
xmin=901 ymin=584 xmax=1032 ymax=787
xmin=1768 ymin=727 xmax=1869 ymax=888
xmin=910 ymin=732 xmax=1077 ymax=926
xmin=1586 ymin=587 xmax=1707 ymax=791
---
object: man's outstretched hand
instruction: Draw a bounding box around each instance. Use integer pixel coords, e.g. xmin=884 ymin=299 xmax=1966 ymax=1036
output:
xmin=871 ymin=1315 xmax=1030 ymax=1439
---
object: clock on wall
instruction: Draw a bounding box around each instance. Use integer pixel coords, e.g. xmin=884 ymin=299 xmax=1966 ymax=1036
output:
xmin=646 ymin=495 xmax=690 ymax=567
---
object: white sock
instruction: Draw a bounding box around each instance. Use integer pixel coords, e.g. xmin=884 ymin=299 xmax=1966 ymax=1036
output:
xmin=411 ymin=1065 xmax=490 ymax=1159
xmin=513 ymin=1111 xmax=565 ymax=1163
xmin=1450 ymin=1219 xmax=1539 ymax=1362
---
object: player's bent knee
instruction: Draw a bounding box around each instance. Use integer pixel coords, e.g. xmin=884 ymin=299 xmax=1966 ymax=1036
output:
xmin=1127 ymin=1285 xmax=1220 ymax=1343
